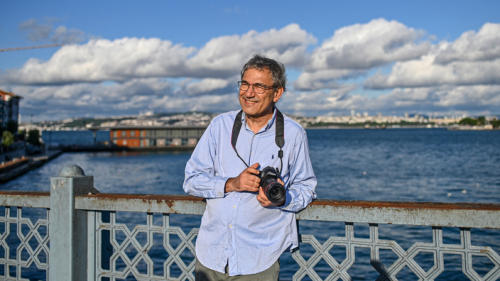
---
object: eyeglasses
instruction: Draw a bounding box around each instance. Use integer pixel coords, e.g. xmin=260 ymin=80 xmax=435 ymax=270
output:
xmin=237 ymin=81 xmax=275 ymax=94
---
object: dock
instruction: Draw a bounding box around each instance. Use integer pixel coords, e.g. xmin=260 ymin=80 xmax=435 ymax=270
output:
xmin=0 ymin=150 xmax=63 ymax=183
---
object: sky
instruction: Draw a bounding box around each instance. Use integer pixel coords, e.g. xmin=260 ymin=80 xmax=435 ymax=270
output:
xmin=1 ymin=0 xmax=499 ymax=121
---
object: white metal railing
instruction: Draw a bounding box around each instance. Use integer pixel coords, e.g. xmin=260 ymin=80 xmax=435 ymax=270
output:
xmin=1 ymin=165 xmax=500 ymax=280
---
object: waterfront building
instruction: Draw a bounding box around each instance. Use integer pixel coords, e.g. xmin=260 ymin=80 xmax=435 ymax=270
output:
xmin=105 ymin=126 xmax=207 ymax=149
xmin=0 ymin=89 xmax=22 ymax=130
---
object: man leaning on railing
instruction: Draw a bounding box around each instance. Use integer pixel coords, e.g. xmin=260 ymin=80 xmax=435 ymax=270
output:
xmin=183 ymin=54 xmax=317 ymax=280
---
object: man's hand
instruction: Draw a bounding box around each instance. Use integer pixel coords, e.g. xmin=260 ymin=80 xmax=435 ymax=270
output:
xmin=225 ymin=163 xmax=261 ymax=193
xmin=256 ymin=178 xmax=286 ymax=208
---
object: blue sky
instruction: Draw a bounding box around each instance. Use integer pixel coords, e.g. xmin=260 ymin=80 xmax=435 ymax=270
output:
xmin=1 ymin=0 xmax=499 ymax=121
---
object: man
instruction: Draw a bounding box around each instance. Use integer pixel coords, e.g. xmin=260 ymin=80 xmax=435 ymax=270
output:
xmin=183 ymin=54 xmax=317 ymax=280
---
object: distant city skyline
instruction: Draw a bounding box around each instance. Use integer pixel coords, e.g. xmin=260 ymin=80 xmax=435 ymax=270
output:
xmin=1 ymin=0 xmax=499 ymax=121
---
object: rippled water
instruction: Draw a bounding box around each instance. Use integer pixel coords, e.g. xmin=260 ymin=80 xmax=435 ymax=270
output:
xmin=2 ymin=129 xmax=499 ymax=280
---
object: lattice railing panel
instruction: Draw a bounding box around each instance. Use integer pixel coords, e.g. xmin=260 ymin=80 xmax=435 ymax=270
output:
xmin=0 ymin=207 xmax=49 ymax=281
xmin=292 ymin=223 xmax=500 ymax=281
xmin=94 ymin=211 xmax=198 ymax=281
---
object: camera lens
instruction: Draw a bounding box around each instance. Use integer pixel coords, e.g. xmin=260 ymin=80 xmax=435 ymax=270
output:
xmin=267 ymin=184 xmax=285 ymax=203
xmin=269 ymin=186 xmax=282 ymax=199
xmin=259 ymin=166 xmax=286 ymax=204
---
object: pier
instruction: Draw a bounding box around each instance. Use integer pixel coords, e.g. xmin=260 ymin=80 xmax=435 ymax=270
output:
xmin=1 ymin=165 xmax=500 ymax=280
xmin=0 ymin=150 xmax=63 ymax=183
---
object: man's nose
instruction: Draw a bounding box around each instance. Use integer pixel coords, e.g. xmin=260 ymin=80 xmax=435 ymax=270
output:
xmin=244 ymin=86 xmax=255 ymax=97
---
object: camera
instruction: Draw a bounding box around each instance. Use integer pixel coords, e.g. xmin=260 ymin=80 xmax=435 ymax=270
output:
xmin=255 ymin=166 xmax=286 ymax=205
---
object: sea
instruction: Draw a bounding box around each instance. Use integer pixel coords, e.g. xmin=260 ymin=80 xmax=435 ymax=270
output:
xmin=1 ymin=128 xmax=499 ymax=280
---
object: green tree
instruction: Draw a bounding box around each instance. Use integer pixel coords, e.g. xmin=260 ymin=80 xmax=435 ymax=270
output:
xmin=458 ymin=117 xmax=478 ymax=126
xmin=27 ymin=129 xmax=42 ymax=146
xmin=2 ymin=131 xmax=14 ymax=147
xmin=5 ymin=120 xmax=18 ymax=134
xmin=477 ymin=116 xmax=486 ymax=125
xmin=492 ymin=119 xmax=500 ymax=128
xmin=18 ymin=130 xmax=26 ymax=140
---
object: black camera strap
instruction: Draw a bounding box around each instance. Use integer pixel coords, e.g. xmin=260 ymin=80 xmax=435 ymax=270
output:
xmin=231 ymin=108 xmax=285 ymax=176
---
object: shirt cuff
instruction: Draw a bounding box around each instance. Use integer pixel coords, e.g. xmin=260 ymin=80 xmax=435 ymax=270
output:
xmin=214 ymin=177 xmax=229 ymax=198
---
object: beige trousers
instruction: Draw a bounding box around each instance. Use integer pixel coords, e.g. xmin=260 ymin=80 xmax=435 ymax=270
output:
xmin=195 ymin=258 xmax=280 ymax=281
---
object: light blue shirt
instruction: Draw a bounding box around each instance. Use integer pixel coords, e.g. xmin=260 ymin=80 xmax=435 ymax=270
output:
xmin=183 ymin=109 xmax=317 ymax=276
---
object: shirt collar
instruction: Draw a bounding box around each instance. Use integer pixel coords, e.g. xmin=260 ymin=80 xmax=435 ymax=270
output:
xmin=241 ymin=107 xmax=277 ymax=133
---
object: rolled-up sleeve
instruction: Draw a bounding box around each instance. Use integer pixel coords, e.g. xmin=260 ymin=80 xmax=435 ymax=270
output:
xmin=279 ymin=128 xmax=317 ymax=212
xmin=183 ymin=120 xmax=228 ymax=198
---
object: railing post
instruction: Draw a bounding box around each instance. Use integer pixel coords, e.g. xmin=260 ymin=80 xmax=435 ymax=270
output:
xmin=49 ymin=165 xmax=97 ymax=281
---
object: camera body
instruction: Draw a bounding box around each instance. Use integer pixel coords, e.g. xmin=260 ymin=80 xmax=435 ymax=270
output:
xmin=255 ymin=166 xmax=286 ymax=205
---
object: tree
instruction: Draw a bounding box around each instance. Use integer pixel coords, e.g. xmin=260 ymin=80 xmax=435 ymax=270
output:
xmin=2 ymin=131 xmax=14 ymax=147
xmin=27 ymin=129 xmax=42 ymax=146
xmin=5 ymin=120 xmax=18 ymax=134
xmin=492 ymin=119 xmax=500 ymax=129
xmin=458 ymin=118 xmax=478 ymax=126
xmin=477 ymin=116 xmax=486 ymax=125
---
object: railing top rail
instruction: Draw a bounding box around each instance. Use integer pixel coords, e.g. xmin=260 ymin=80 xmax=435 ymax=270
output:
xmin=309 ymin=199 xmax=500 ymax=211
xmin=303 ymin=199 xmax=500 ymax=229
xmin=2 ymin=190 xmax=499 ymax=229
xmin=0 ymin=190 xmax=50 ymax=197
xmin=0 ymin=190 xmax=50 ymax=208
xmin=75 ymin=193 xmax=206 ymax=215
xmin=73 ymin=193 xmax=500 ymax=229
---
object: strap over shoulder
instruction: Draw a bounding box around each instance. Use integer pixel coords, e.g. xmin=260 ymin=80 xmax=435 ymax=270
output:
xmin=275 ymin=109 xmax=284 ymax=148
xmin=231 ymin=110 xmax=244 ymax=149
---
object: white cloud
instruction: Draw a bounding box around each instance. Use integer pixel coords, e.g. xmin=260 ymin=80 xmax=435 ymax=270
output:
xmin=184 ymin=77 xmax=235 ymax=96
xmin=187 ymin=23 xmax=316 ymax=75
xmin=365 ymin=23 xmax=500 ymax=89
xmin=371 ymin=85 xmax=500 ymax=115
xmin=279 ymin=85 xmax=362 ymax=115
xmin=434 ymin=23 xmax=500 ymax=64
xmin=3 ymin=38 xmax=196 ymax=85
xmin=279 ymin=84 xmax=500 ymax=117
xmin=293 ymin=69 xmax=362 ymax=91
xmin=3 ymin=24 xmax=315 ymax=86
xmin=10 ymin=76 xmax=500 ymax=121
xmin=9 ymin=77 xmax=241 ymax=120
xmin=295 ymin=19 xmax=431 ymax=90
xmin=307 ymin=19 xmax=430 ymax=71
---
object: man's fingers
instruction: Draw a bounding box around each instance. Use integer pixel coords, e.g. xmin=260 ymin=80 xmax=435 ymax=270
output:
xmin=241 ymin=163 xmax=259 ymax=177
xmin=239 ymin=175 xmax=260 ymax=191
xmin=256 ymin=194 xmax=265 ymax=204
xmin=232 ymin=164 xmax=261 ymax=192
xmin=246 ymin=164 xmax=260 ymax=176
xmin=257 ymin=188 xmax=272 ymax=207
xmin=246 ymin=168 xmax=260 ymax=176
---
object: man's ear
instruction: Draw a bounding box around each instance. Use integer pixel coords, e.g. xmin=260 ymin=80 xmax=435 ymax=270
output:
xmin=273 ymin=87 xmax=284 ymax=103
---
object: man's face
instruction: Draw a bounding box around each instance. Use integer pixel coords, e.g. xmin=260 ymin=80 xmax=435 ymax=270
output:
xmin=239 ymin=68 xmax=283 ymax=119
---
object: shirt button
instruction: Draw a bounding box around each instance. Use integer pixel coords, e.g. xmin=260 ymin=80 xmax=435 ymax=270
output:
xmin=233 ymin=205 xmax=236 ymax=208
xmin=229 ymin=224 xmax=232 ymax=228
xmin=219 ymin=192 xmax=222 ymax=196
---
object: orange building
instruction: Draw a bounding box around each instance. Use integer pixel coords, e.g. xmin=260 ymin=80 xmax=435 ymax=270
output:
xmin=107 ymin=126 xmax=206 ymax=149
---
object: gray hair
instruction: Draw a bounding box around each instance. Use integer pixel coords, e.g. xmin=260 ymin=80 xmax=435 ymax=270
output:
xmin=241 ymin=54 xmax=287 ymax=91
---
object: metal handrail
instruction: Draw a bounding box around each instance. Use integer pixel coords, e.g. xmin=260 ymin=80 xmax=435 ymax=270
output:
xmin=2 ymin=190 xmax=499 ymax=228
